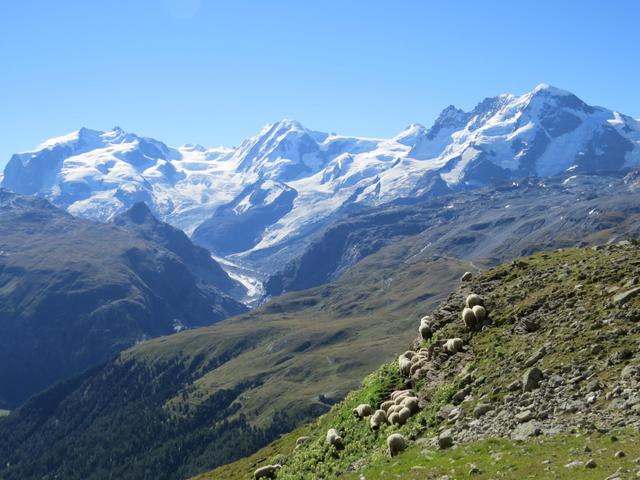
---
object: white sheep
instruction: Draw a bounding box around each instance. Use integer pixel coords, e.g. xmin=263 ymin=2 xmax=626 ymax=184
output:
xmin=461 ymin=307 xmax=476 ymax=330
xmin=352 ymin=403 xmax=373 ymax=418
xmin=401 ymin=396 xmax=419 ymax=414
xmin=254 ymin=464 xmax=282 ymax=479
xmin=369 ymin=409 xmax=388 ymax=430
xmin=444 ymin=338 xmax=464 ymax=354
xmin=380 ymin=400 xmax=395 ymax=412
xmin=390 ymin=389 xmax=414 ymax=400
xmin=465 ymin=293 xmax=483 ymax=308
xmin=398 ymin=357 xmax=412 ymax=376
xmin=397 ymin=406 xmax=412 ymax=425
xmin=387 ymin=433 xmax=407 ymax=457
xmin=295 ymin=436 xmax=310 ymax=447
xmin=472 ymin=304 xmax=487 ymax=321
xmin=326 ymin=428 xmax=344 ymax=450
xmin=388 ymin=412 xmax=400 ymax=425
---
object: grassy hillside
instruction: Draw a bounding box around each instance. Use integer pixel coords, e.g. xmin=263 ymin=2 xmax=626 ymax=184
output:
xmin=0 ymin=234 xmax=474 ymax=479
xmin=202 ymin=242 xmax=640 ymax=479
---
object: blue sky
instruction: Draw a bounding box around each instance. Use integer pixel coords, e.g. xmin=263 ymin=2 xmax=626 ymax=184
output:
xmin=1 ymin=0 xmax=638 ymax=166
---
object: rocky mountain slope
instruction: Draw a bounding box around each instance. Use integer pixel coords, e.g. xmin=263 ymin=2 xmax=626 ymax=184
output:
xmin=267 ymin=172 xmax=640 ymax=295
xmin=0 ymin=190 xmax=245 ymax=408
xmin=3 ymin=86 xmax=639 ymax=274
xmin=203 ymin=242 xmax=640 ymax=480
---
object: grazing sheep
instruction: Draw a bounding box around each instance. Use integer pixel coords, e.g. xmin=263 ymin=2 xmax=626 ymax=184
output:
xmin=352 ymin=403 xmax=373 ymax=418
xmin=401 ymin=396 xmax=420 ymax=414
xmin=295 ymin=436 xmax=310 ymax=447
xmin=409 ymin=360 xmax=424 ymax=376
xmin=370 ymin=409 xmax=388 ymax=430
xmin=380 ymin=400 xmax=395 ymax=412
xmin=390 ymin=389 xmax=414 ymax=400
xmin=398 ymin=357 xmax=412 ymax=376
xmin=387 ymin=433 xmax=407 ymax=457
xmin=254 ymin=464 xmax=282 ymax=479
xmin=444 ymin=338 xmax=464 ymax=354
xmin=461 ymin=307 xmax=476 ymax=330
xmin=419 ymin=322 xmax=433 ymax=340
xmin=326 ymin=428 xmax=344 ymax=450
xmin=402 ymin=350 xmax=417 ymax=360
xmin=397 ymin=407 xmax=412 ymax=425
xmin=388 ymin=412 xmax=400 ymax=425
xmin=465 ymin=293 xmax=483 ymax=308
xmin=472 ymin=304 xmax=487 ymax=321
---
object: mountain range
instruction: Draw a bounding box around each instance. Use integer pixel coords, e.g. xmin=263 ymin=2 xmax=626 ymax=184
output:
xmin=3 ymin=84 xmax=639 ymax=281
xmin=0 ymin=191 xmax=245 ymax=408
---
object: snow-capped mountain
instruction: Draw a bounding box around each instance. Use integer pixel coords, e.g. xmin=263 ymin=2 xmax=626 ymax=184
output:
xmin=3 ymin=84 xmax=639 ymax=272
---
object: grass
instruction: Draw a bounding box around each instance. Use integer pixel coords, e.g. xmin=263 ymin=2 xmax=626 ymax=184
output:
xmin=0 ymin=410 xmax=9 ymax=417
xmin=199 ymin=244 xmax=640 ymax=479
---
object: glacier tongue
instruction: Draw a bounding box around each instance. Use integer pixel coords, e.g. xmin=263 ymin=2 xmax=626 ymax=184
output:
xmin=2 ymin=84 xmax=640 ymax=271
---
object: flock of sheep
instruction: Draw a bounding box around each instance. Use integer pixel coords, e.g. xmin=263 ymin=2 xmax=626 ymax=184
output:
xmin=254 ymin=273 xmax=486 ymax=478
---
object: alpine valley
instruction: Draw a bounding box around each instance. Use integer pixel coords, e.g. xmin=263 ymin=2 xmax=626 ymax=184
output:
xmin=2 ymin=85 xmax=640 ymax=480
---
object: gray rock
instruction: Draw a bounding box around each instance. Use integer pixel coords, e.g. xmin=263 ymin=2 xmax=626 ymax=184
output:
xmin=473 ymin=402 xmax=493 ymax=418
xmin=523 ymin=367 xmax=544 ymax=392
xmin=511 ymin=421 xmax=542 ymax=440
xmin=438 ymin=429 xmax=454 ymax=449
xmin=614 ymin=287 xmax=640 ymax=305
xmin=585 ymin=458 xmax=597 ymax=468
xmin=524 ymin=347 xmax=546 ymax=368
xmin=621 ymin=365 xmax=640 ymax=380
xmin=515 ymin=409 xmax=534 ymax=423
xmin=461 ymin=272 xmax=473 ymax=282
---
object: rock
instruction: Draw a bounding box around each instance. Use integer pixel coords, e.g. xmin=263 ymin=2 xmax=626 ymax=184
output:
xmin=473 ymin=402 xmax=493 ymax=418
xmin=468 ymin=464 xmax=481 ymax=475
xmin=507 ymin=380 xmax=521 ymax=391
xmin=614 ymin=287 xmax=640 ymax=305
xmin=438 ymin=429 xmax=454 ymax=449
xmin=515 ymin=409 xmax=534 ymax=423
xmin=511 ymin=421 xmax=542 ymax=440
xmin=585 ymin=459 xmax=597 ymax=469
xmin=523 ymin=347 xmax=546 ymax=368
xmin=615 ymin=450 xmax=626 ymax=458
xmin=621 ymin=365 xmax=640 ymax=380
xmin=565 ymin=460 xmax=584 ymax=469
xmin=461 ymin=272 xmax=473 ymax=282
xmin=523 ymin=367 xmax=544 ymax=392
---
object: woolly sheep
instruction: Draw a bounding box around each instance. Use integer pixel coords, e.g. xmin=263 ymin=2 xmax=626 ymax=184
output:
xmin=461 ymin=307 xmax=476 ymax=330
xmin=352 ymin=403 xmax=373 ymax=418
xmin=388 ymin=412 xmax=400 ymax=425
xmin=401 ymin=396 xmax=420 ymax=414
xmin=380 ymin=400 xmax=395 ymax=412
xmin=369 ymin=409 xmax=388 ymax=430
xmin=465 ymin=293 xmax=483 ymax=308
xmin=387 ymin=433 xmax=407 ymax=457
xmin=390 ymin=389 xmax=414 ymax=400
xmin=326 ymin=428 xmax=344 ymax=450
xmin=295 ymin=436 xmax=310 ymax=447
xmin=398 ymin=357 xmax=412 ymax=376
xmin=254 ymin=464 xmax=282 ymax=479
xmin=409 ymin=360 xmax=424 ymax=376
xmin=397 ymin=406 xmax=412 ymax=424
xmin=472 ymin=304 xmax=487 ymax=321
xmin=444 ymin=338 xmax=464 ymax=354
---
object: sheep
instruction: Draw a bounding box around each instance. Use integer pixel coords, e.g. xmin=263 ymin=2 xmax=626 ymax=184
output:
xmin=390 ymin=389 xmax=414 ymax=400
xmin=387 ymin=433 xmax=407 ymax=457
xmin=418 ymin=316 xmax=433 ymax=340
xmin=369 ymin=409 xmax=388 ymax=430
xmin=352 ymin=403 xmax=373 ymax=418
xmin=254 ymin=464 xmax=282 ymax=479
xmin=401 ymin=396 xmax=420 ymax=414
xmin=409 ymin=360 xmax=424 ymax=376
xmin=380 ymin=400 xmax=395 ymax=412
xmin=461 ymin=307 xmax=476 ymax=330
xmin=402 ymin=350 xmax=416 ymax=360
xmin=388 ymin=412 xmax=400 ymax=425
xmin=397 ymin=407 xmax=412 ymax=425
xmin=326 ymin=428 xmax=344 ymax=450
xmin=398 ymin=357 xmax=412 ymax=376
xmin=444 ymin=338 xmax=464 ymax=354
xmin=465 ymin=293 xmax=483 ymax=308
xmin=295 ymin=436 xmax=310 ymax=447
xmin=472 ymin=304 xmax=487 ymax=321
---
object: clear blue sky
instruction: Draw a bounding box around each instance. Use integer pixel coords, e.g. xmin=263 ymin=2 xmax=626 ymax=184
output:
xmin=1 ymin=0 xmax=639 ymax=166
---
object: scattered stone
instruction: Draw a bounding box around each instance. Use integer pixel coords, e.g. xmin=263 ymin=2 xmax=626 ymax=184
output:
xmin=615 ymin=450 xmax=626 ymax=458
xmin=614 ymin=287 xmax=640 ymax=305
xmin=515 ymin=410 xmax=534 ymax=423
xmin=585 ymin=459 xmax=597 ymax=469
xmin=565 ymin=460 xmax=584 ymax=469
xmin=621 ymin=365 xmax=640 ymax=380
xmin=511 ymin=421 xmax=542 ymax=440
xmin=523 ymin=367 xmax=544 ymax=392
xmin=523 ymin=347 xmax=546 ymax=368
xmin=468 ymin=464 xmax=481 ymax=475
xmin=438 ymin=429 xmax=454 ymax=449
xmin=461 ymin=272 xmax=473 ymax=282
xmin=507 ymin=380 xmax=521 ymax=391
xmin=473 ymin=402 xmax=493 ymax=418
